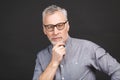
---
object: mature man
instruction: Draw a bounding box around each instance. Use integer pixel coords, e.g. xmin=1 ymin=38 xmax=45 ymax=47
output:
xmin=33 ymin=5 xmax=120 ymax=80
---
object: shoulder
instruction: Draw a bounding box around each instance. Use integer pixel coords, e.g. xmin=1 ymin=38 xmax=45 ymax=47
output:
xmin=71 ymin=37 xmax=99 ymax=48
xmin=36 ymin=45 xmax=52 ymax=57
xmin=71 ymin=37 xmax=107 ymax=58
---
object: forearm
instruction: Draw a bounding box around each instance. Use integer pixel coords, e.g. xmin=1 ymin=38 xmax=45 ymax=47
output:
xmin=39 ymin=43 xmax=65 ymax=80
xmin=39 ymin=61 xmax=59 ymax=80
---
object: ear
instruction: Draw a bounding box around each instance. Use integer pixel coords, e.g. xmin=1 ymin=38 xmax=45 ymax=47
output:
xmin=67 ymin=21 xmax=70 ymax=32
xmin=43 ymin=26 xmax=47 ymax=35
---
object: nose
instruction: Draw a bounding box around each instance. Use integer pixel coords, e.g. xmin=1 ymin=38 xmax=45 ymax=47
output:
xmin=53 ymin=27 xmax=59 ymax=35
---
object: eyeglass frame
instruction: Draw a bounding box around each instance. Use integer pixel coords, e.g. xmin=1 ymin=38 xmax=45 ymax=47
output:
xmin=43 ymin=20 xmax=68 ymax=32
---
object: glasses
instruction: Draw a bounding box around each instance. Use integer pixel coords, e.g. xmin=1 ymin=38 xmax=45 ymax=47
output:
xmin=43 ymin=20 xmax=68 ymax=32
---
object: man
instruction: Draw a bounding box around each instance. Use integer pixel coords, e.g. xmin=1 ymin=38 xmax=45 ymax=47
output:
xmin=33 ymin=5 xmax=120 ymax=80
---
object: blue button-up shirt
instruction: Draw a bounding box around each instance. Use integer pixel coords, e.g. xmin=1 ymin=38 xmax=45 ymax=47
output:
xmin=33 ymin=36 xmax=120 ymax=80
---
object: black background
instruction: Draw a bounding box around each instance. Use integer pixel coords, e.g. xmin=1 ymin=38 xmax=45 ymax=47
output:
xmin=0 ymin=0 xmax=120 ymax=80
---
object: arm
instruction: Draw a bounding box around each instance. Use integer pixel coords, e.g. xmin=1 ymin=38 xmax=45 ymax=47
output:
xmin=94 ymin=47 xmax=120 ymax=80
xmin=39 ymin=59 xmax=59 ymax=80
xmin=39 ymin=42 xmax=66 ymax=80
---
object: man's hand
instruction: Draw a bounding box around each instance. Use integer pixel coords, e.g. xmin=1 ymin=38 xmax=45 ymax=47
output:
xmin=39 ymin=42 xmax=66 ymax=80
xmin=51 ymin=42 xmax=66 ymax=65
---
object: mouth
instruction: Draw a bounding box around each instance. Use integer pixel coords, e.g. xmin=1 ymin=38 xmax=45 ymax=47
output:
xmin=51 ymin=37 xmax=62 ymax=42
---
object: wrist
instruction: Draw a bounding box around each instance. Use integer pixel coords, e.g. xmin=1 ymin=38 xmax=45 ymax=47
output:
xmin=50 ymin=60 xmax=59 ymax=68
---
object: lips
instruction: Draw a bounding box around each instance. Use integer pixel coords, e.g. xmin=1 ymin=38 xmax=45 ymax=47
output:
xmin=51 ymin=37 xmax=62 ymax=42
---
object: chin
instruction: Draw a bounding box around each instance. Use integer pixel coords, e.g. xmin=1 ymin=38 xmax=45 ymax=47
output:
xmin=51 ymin=40 xmax=64 ymax=46
xmin=51 ymin=41 xmax=58 ymax=45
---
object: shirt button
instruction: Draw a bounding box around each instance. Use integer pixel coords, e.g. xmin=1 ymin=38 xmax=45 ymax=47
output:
xmin=60 ymin=65 xmax=63 ymax=68
xmin=75 ymin=62 xmax=78 ymax=64
xmin=62 ymin=77 xmax=64 ymax=80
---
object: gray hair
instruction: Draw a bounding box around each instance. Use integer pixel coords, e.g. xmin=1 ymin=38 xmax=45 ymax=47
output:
xmin=42 ymin=5 xmax=68 ymax=21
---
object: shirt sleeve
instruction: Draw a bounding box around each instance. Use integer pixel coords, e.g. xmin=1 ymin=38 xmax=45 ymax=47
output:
xmin=32 ymin=55 xmax=43 ymax=80
xmin=95 ymin=47 xmax=120 ymax=80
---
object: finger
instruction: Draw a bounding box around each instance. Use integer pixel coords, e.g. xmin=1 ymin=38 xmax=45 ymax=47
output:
xmin=56 ymin=47 xmax=66 ymax=55
xmin=55 ymin=46 xmax=65 ymax=51
xmin=53 ymin=42 xmax=65 ymax=49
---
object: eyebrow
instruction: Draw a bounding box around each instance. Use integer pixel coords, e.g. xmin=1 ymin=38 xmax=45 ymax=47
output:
xmin=44 ymin=20 xmax=68 ymax=26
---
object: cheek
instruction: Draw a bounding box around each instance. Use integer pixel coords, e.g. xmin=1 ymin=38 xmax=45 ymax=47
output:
xmin=64 ymin=26 xmax=69 ymax=34
xmin=46 ymin=32 xmax=54 ymax=40
xmin=46 ymin=33 xmax=52 ymax=38
xmin=61 ymin=28 xmax=69 ymax=37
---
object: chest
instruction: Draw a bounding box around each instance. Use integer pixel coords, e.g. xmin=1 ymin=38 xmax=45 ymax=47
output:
xmin=55 ymin=48 xmax=94 ymax=80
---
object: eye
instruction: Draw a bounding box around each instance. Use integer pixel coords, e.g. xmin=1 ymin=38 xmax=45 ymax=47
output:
xmin=57 ymin=23 xmax=64 ymax=27
xmin=46 ymin=25 xmax=54 ymax=29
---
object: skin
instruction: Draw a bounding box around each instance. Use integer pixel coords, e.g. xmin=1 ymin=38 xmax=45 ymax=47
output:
xmin=43 ymin=11 xmax=70 ymax=45
xmin=39 ymin=11 xmax=70 ymax=80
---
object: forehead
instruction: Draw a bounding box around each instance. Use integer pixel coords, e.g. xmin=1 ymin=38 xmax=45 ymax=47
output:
xmin=43 ymin=11 xmax=67 ymax=25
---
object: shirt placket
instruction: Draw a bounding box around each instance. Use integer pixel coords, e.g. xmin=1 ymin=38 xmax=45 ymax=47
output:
xmin=60 ymin=59 xmax=65 ymax=80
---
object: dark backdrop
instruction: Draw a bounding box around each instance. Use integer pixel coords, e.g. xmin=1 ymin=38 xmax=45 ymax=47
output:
xmin=0 ymin=0 xmax=120 ymax=80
